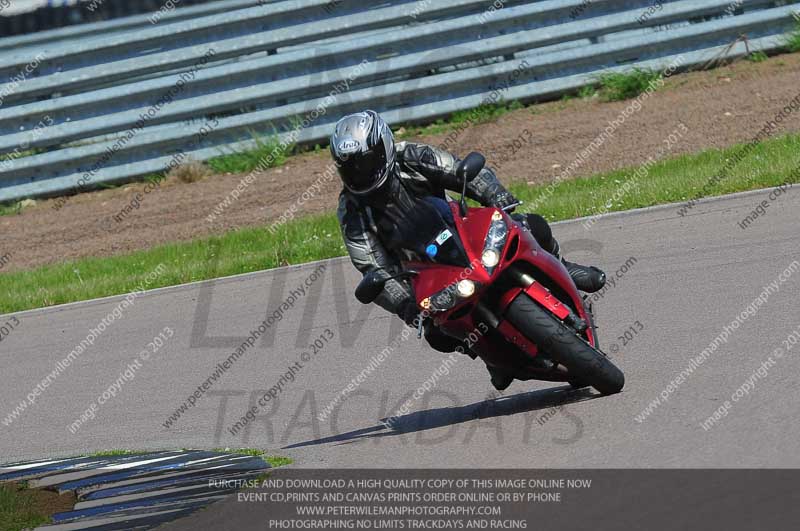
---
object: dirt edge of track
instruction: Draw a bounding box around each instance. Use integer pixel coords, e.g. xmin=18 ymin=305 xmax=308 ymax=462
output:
xmin=2 ymin=53 xmax=800 ymax=272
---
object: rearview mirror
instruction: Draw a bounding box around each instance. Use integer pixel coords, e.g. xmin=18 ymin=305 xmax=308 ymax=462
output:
xmin=355 ymin=270 xmax=388 ymax=304
xmin=456 ymin=152 xmax=486 ymax=183
xmin=456 ymin=151 xmax=486 ymax=216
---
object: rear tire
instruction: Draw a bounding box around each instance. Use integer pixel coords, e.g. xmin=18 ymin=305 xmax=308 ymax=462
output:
xmin=506 ymin=293 xmax=624 ymax=395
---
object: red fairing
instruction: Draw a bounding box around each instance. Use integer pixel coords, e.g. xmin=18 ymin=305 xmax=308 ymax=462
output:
xmin=519 ymin=245 xmax=596 ymax=346
xmin=406 ymin=258 xmax=494 ymax=354
xmin=526 ymin=281 xmax=571 ymax=320
xmin=454 ymin=204 xmax=595 ymax=345
xmin=407 ymin=261 xmax=487 ymax=304
xmin=485 ymin=210 xmax=595 ymax=347
xmin=403 ymin=202 xmax=595 ymax=370
xmin=450 ymin=204 xmax=501 ymax=266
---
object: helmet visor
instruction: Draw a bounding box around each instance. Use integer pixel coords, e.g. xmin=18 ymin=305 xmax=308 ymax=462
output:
xmin=337 ymin=144 xmax=388 ymax=194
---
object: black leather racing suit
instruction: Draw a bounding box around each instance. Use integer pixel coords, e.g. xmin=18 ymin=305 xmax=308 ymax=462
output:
xmin=338 ymin=142 xmax=556 ymax=323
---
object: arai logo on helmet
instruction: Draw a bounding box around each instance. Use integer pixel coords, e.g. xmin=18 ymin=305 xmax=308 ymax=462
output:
xmin=337 ymin=139 xmax=361 ymax=153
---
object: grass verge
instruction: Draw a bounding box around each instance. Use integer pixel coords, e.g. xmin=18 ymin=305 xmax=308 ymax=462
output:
xmin=263 ymin=455 xmax=294 ymax=468
xmin=84 ymin=449 xmax=143 ymax=457
xmin=212 ymin=448 xmax=293 ymax=468
xmin=0 ymin=215 xmax=343 ymax=313
xmin=83 ymin=448 xmax=292 ymax=471
xmin=0 ymin=203 xmax=23 ymax=216
xmin=747 ymin=50 xmax=770 ymax=63
xmin=0 ymin=482 xmax=76 ymax=531
xmin=207 ymin=131 xmax=294 ymax=174
xmin=0 ymin=449 xmax=291 ymax=530
xmin=595 ymin=68 xmax=662 ymax=101
xmin=511 ymin=132 xmax=800 ymax=221
xmin=1 ymin=132 xmax=799 ymax=314
xmin=786 ymin=17 xmax=800 ymax=52
xmin=397 ymin=100 xmax=525 ymax=138
xmin=0 ymin=484 xmax=49 ymax=531
xmin=0 ymin=200 xmax=35 ymax=217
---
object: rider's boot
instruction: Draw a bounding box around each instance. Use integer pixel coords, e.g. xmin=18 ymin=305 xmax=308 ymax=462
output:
xmin=486 ymin=365 xmax=514 ymax=391
xmin=512 ymin=213 xmax=606 ymax=293
xmin=424 ymin=324 xmax=476 ymax=358
xmin=551 ymin=239 xmax=606 ymax=294
xmin=425 ymin=326 xmax=513 ymax=390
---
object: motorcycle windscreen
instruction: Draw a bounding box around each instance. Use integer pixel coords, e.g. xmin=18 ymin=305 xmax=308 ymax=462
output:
xmin=393 ymin=199 xmax=469 ymax=268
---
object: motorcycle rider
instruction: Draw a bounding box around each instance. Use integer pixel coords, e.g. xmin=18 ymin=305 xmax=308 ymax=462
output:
xmin=332 ymin=110 xmax=606 ymax=390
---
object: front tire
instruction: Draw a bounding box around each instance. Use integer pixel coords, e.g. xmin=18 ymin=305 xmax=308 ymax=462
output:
xmin=505 ymin=293 xmax=624 ymax=395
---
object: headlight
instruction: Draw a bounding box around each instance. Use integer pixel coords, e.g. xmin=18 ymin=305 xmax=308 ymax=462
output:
xmin=481 ymin=249 xmax=500 ymax=268
xmin=426 ymin=280 xmax=480 ymax=312
xmin=482 ymin=211 xmax=508 ymax=274
xmin=456 ymin=279 xmax=476 ymax=298
xmin=486 ymin=218 xmax=507 ymax=243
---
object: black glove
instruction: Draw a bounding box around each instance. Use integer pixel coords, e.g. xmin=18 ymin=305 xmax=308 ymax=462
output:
xmin=398 ymin=298 xmax=420 ymax=327
xmin=491 ymin=187 xmax=520 ymax=212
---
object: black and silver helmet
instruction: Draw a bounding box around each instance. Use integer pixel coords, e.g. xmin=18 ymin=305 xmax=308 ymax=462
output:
xmin=330 ymin=110 xmax=396 ymax=195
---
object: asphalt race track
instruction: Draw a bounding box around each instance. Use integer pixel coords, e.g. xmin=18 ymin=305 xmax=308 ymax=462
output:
xmin=2 ymin=188 xmax=799 ymax=468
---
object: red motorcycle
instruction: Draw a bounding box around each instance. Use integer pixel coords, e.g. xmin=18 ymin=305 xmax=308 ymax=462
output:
xmin=356 ymin=153 xmax=624 ymax=395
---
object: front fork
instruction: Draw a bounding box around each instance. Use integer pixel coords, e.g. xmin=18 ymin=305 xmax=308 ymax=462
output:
xmin=506 ymin=266 xmax=588 ymax=333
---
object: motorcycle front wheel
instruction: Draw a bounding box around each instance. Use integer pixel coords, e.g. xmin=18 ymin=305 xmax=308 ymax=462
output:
xmin=505 ymin=293 xmax=624 ymax=395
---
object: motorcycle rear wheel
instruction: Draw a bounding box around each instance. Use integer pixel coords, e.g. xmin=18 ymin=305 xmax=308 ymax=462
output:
xmin=505 ymin=293 xmax=624 ymax=395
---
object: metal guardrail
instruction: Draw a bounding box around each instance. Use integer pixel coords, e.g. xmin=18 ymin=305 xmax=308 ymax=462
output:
xmin=0 ymin=0 xmax=275 ymax=52
xmin=0 ymin=0 xmax=580 ymax=103
xmin=0 ymin=0 xmax=798 ymax=202
xmin=0 ymin=1 xmax=227 ymax=40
